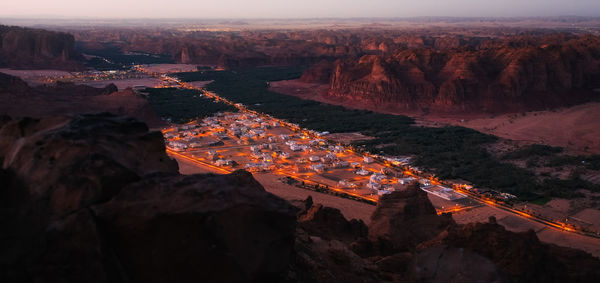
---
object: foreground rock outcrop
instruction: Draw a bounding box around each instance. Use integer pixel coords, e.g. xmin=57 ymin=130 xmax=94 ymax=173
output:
xmin=0 ymin=114 xmax=297 ymax=283
xmin=292 ymin=184 xmax=600 ymax=282
xmin=94 ymin=172 xmax=297 ymax=283
xmin=367 ymin=185 xmax=454 ymax=254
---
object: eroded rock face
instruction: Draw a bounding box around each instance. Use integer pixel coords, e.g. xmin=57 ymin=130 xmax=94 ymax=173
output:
xmin=368 ymin=183 xmax=455 ymax=254
xmin=299 ymin=60 xmax=334 ymax=84
xmin=291 ymin=196 xmax=379 ymax=282
xmin=93 ymin=171 xmax=298 ymax=283
xmin=297 ymin=201 xmax=367 ymax=243
xmin=0 ymin=114 xmax=297 ymax=283
xmin=441 ymin=222 xmax=600 ymax=282
xmin=292 ymin=234 xmax=382 ymax=283
xmin=0 ymin=113 xmax=177 ymax=216
xmin=326 ymin=34 xmax=600 ymax=113
xmin=413 ymin=245 xmax=503 ymax=283
xmin=0 ymin=25 xmax=83 ymax=70
xmin=293 ymin=182 xmax=600 ymax=282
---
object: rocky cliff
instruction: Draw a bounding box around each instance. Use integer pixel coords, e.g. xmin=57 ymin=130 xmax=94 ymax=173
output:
xmin=326 ymin=34 xmax=600 ymax=113
xmin=0 ymin=25 xmax=83 ymax=70
xmin=0 ymin=114 xmax=297 ymax=283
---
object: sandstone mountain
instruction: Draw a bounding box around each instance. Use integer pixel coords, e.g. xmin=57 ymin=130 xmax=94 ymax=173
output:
xmin=324 ymin=34 xmax=600 ymax=113
xmin=0 ymin=25 xmax=83 ymax=70
xmin=74 ymin=27 xmax=600 ymax=113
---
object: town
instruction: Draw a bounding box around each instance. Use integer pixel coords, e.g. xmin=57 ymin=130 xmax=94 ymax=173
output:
xmin=162 ymin=109 xmax=479 ymax=209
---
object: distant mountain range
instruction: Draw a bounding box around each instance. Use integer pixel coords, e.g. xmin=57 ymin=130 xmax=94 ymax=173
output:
xmin=301 ymin=34 xmax=600 ymax=113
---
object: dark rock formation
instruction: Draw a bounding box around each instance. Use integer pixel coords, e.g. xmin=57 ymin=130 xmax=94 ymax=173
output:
xmin=297 ymin=200 xmax=368 ymax=243
xmin=441 ymin=221 xmax=599 ymax=282
xmin=367 ymin=183 xmax=454 ymax=254
xmin=0 ymin=25 xmax=83 ymax=70
xmin=292 ymin=232 xmax=382 ymax=283
xmin=0 ymin=114 xmax=177 ymax=215
xmin=0 ymin=114 xmax=298 ymax=283
xmin=299 ymin=60 xmax=333 ymax=84
xmin=293 ymin=183 xmax=600 ymax=282
xmin=94 ymin=171 xmax=298 ymax=283
xmin=412 ymin=245 xmax=503 ymax=282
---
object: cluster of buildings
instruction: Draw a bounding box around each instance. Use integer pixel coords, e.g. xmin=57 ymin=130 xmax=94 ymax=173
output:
xmin=162 ymin=111 xmax=421 ymax=199
xmin=163 ymin=111 xmax=521 ymax=206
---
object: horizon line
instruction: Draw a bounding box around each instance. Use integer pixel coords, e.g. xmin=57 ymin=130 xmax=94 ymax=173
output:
xmin=2 ymin=15 xmax=600 ymax=21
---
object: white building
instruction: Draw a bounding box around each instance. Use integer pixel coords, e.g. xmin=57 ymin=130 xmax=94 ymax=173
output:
xmin=366 ymin=182 xmax=381 ymax=190
xmin=310 ymin=163 xmax=326 ymax=173
xmin=169 ymin=141 xmax=188 ymax=151
xmin=309 ymin=155 xmax=321 ymax=162
xmin=370 ymin=173 xmax=386 ymax=183
xmin=333 ymin=161 xmax=349 ymax=168
xmin=215 ymin=159 xmax=233 ymax=166
xmin=398 ymin=177 xmax=416 ymax=185
xmin=338 ymin=180 xmax=357 ymax=188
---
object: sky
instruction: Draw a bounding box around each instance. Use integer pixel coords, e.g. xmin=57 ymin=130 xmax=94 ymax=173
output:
xmin=1 ymin=0 xmax=599 ymax=19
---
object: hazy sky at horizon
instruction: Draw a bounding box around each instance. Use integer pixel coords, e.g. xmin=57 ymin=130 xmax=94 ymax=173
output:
xmin=1 ymin=0 xmax=599 ymax=19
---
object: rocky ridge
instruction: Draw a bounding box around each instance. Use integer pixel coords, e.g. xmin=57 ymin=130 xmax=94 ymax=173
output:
xmin=323 ymin=34 xmax=600 ymax=113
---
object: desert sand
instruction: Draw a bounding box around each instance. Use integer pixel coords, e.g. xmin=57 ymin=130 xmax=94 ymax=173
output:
xmin=455 ymin=103 xmax=600 ymax=154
